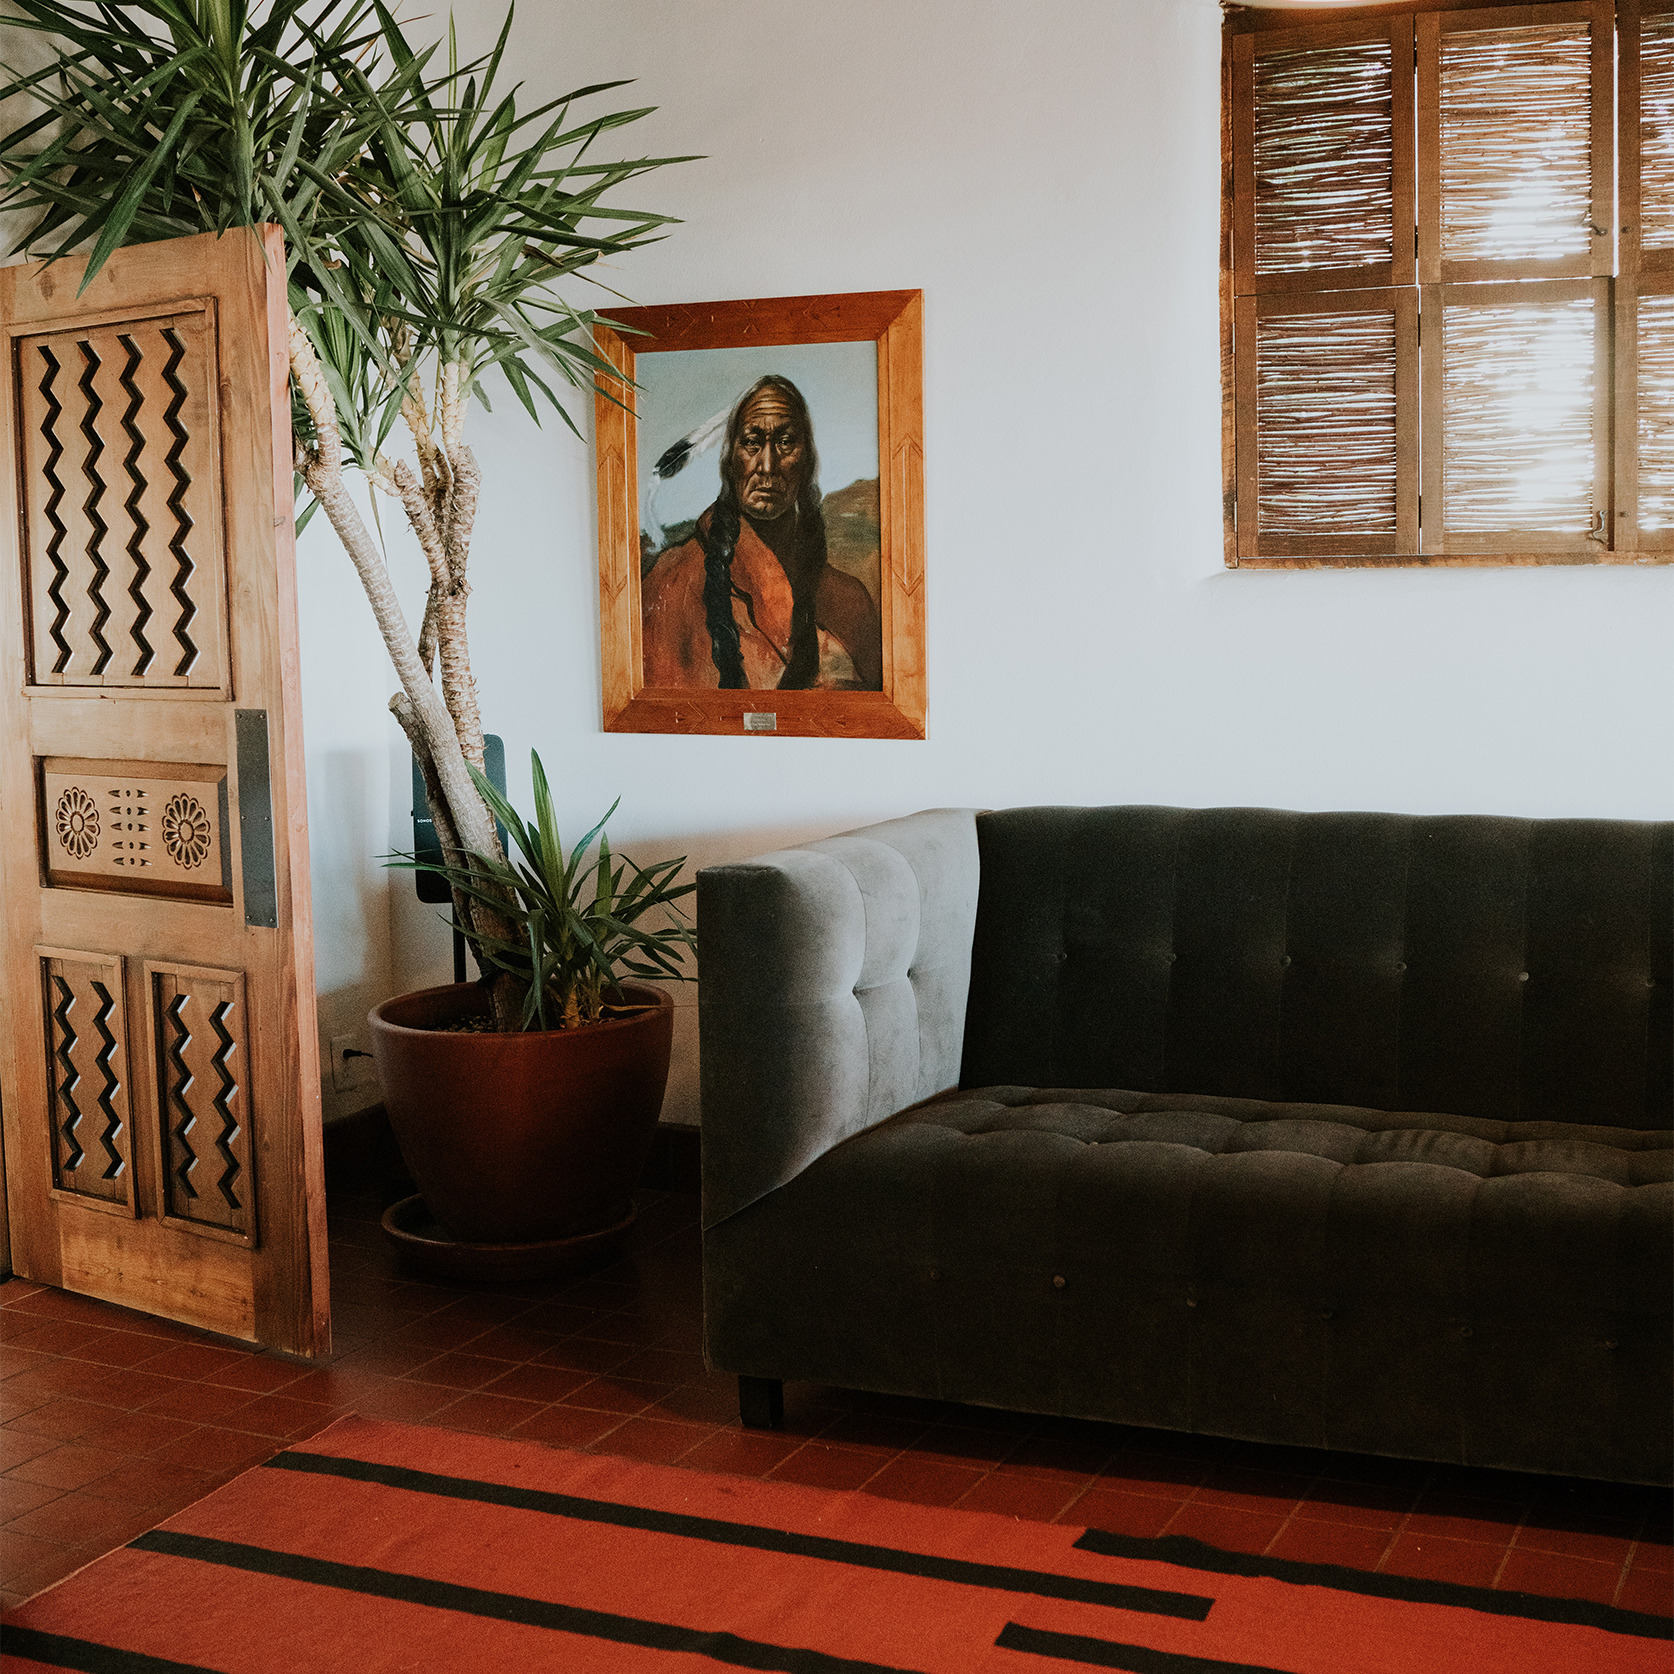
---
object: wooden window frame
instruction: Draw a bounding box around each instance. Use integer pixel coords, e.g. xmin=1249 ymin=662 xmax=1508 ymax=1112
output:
xmin=1223 ymin=0 xmax=1671 ymax=568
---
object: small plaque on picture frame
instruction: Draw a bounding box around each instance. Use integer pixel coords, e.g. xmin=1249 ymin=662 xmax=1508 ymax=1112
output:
xmin=594 ymin=290 xmax=925 ymax=738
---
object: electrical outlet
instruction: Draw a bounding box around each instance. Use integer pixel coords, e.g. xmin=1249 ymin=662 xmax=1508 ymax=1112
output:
xmin=330 ymin=1033 xmax=378 ymax=1094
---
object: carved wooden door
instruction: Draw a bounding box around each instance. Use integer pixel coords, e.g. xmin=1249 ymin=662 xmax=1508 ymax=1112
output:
xmin=0 ymin=228 xmax=330 ymax=1357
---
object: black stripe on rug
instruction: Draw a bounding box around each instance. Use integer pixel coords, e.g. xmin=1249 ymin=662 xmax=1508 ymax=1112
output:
xmin=262 ymin=1448 xmax=1213 ymax=1621
xmin=0 ymin=1626 xmax=228 ymax=1674
xmin=127 ymin=1528 xmax=920 ymax=1674
xmin=1073 ymin=1528 xmax=1672 ymax=1641
xmin=996 ymin=1622 xmax=1294 ymax=1673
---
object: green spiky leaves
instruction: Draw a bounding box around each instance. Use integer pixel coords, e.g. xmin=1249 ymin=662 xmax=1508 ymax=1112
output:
xmin=0 ymin=1 xmax=694 ymax=439
xmin=388 ymin=750 xmax=697 ymax=1032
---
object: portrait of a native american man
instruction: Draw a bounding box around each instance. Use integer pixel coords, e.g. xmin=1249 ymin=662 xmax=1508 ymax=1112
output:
xmin=640 ymin=373 xmax=884 ymax=691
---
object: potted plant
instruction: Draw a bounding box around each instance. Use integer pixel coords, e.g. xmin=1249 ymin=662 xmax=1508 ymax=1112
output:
xmin=372 ymin=750 xmax=696 ymax=1266
xmin=1 ymin=0 xmax=693 ymax=1267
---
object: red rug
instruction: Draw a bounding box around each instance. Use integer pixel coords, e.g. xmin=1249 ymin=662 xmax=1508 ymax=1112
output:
xmin=2 ymin=1416 xmax=1666 ymax=1672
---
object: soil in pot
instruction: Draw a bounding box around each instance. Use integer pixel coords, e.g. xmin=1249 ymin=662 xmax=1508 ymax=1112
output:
xmin=368 ymin=980 xmax=674 ymax=1247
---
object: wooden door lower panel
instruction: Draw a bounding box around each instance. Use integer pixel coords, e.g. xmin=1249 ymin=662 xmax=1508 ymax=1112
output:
xmin=56 ymin=1208 xmax=256 ymax=1340
xmin=19 ymin=940 xmax=264 ymax=1339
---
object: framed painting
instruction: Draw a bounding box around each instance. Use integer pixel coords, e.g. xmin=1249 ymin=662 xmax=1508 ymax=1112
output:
xmin=594 ymin=290 xmax=924 ymax=737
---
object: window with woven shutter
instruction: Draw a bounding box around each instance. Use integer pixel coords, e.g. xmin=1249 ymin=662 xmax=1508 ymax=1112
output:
xmin=1224 ymin=0 xmax=1665 ymax=569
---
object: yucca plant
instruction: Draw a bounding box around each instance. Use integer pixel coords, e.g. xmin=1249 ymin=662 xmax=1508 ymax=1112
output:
xmin=1 ymin=0 xmax=690 ymax=1028
xmin=0 ymin=0 xmax=391 ymax=275
xmin=389 ymin=751 xmax=696 ymax=1031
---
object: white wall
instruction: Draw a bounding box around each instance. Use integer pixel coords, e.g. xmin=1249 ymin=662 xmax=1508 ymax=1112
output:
xmin=295 ymin=480 xmax=400 ymax=1122
xmin=297 ymin=0 xmax=1674 ymax=1124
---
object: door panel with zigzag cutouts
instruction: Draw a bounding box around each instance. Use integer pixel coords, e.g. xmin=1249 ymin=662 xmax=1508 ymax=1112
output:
xmin=148 ymin=963 xmax=254 ymax=1244
xmin=38 ymin=948 xmax=136 ymax=1214
xmin=0 ymin=230 xmax=329 ymax=1357
xmin=17 ymin=308 xmax=229 ymax=690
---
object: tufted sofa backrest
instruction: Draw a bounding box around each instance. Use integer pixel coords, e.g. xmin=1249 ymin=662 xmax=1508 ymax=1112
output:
xmin=961 ymin=807 xmax=1673 ymax=1131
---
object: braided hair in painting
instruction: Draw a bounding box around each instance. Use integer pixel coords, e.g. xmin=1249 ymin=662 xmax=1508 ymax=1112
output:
xmin=696 ymin=375 xmax=828 ymax=689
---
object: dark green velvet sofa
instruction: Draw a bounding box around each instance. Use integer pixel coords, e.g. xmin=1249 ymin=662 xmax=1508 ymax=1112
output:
xmin=697 ymin=807 xmax=1672 ymax=1484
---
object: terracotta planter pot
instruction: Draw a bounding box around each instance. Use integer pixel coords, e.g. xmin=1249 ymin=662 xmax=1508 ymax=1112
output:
xmin=368 ymin=981 xmax=674 ymax=1245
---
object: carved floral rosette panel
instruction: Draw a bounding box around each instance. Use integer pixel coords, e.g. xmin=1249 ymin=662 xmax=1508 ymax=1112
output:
xmin=15 ymin=305 xmax=228 ymax=690
xmin=42 ymin=757 xmax=231 ymax=904
xmin=147 ymin=963 xmax=255 ymax=1243
xmin=37 ymin=949 xmax=135 ymax=1211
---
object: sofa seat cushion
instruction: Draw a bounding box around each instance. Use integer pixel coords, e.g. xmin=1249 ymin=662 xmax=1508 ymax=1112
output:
xmin=920 ymin=1087 xmax=1674 ymax=1186
xmin=866 ymin=1087 xmax=1673 ymax=1320
xmin=705 ymin=1084 xmax=1671 ymax=1478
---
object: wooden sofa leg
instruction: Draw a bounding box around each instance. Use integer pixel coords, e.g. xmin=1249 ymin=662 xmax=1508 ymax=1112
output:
xmin=739 ymin=1376 xmax=784 ymax=1430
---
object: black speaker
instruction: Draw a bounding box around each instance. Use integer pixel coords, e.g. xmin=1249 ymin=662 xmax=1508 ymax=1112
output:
xmin=410 ymin=733 xmax=507 ymax=904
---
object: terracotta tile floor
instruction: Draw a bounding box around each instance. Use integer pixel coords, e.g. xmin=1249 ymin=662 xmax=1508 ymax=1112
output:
xmin=3 ymin=1183 xmax=1670 ymax=1619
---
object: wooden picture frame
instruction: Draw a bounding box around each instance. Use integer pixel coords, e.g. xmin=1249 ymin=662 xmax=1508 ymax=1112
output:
xmin=594 ymin=290 xmax=925 ymax=738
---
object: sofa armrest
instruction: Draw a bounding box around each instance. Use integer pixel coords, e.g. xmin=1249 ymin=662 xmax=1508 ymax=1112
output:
xmin=698 ymin=808 xmax=981 ymax=1228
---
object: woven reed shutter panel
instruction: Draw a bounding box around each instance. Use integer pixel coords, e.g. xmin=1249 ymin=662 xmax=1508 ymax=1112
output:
xmin=1617 ymin=0 xmax=1674 ymax=554
xmin=1636 ymin=292 xmax=1674 ymax=542
xmin=1420 ymin=275 xmax=1611 ymax=555
xmin=1254 ymin=43 xmax=1393 ymax=274
xmin=1256 ymin=311 xmax=1395 ymax=534
xmin=1439 ymin=22 xmax=1594 ymax=265
xmin=1236 ymin=291 xmax=1418 ymax=557
xmin=1234 ymin=20 xmax=1415 ymax=295
xmin=1638 ymin=6 xmax=1674 ymax=259
xmin=1417 ymin=1 xmax=1613 ymax=285
xmin=1416 ymin=2 xmax=1612 ymax=556
xmin=1429 ymin=285 xmax=1606 ymax=548
xmin=1231 ymin=20 xmax=1417 ymax=559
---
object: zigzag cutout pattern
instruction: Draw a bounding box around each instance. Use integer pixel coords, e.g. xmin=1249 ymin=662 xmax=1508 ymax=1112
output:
xmin=77 ymin=341 xmax=113 ymax=676
xmin=210 ymin=1000 xmax=242 ymax=1212
xmin=51 ymin=976 xmax=84 ymax=1174
xmin=158 ymin=329 xmax=197 ymax=677
xmin=37 ymin=347 xmax=72 ymax=674
xmin=165 ymin=991 xmax=198 ymax=1201
xmin=117 ymin=335 xmax=154 ymax=677
xmin=90 ymin=980 xmax=125 ymax=1182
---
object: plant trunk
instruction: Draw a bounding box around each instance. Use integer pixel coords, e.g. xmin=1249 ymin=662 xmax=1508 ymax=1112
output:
xmin=434 ymin=361 xmax=486 ymax=774
xmin=393 ymin=698 xmax=523 ymax=1031
xmin=290 ymin=322 xmax=524 ymax=1030
xmin=298 ymin=454 xmax=494 ymax=859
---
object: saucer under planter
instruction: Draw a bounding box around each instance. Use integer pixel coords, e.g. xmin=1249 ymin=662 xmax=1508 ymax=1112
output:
xmin=368 ymin=980 xmax=674 ymax=1251
xmin=379 ymin=1194 xmax=635 ymax=1283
